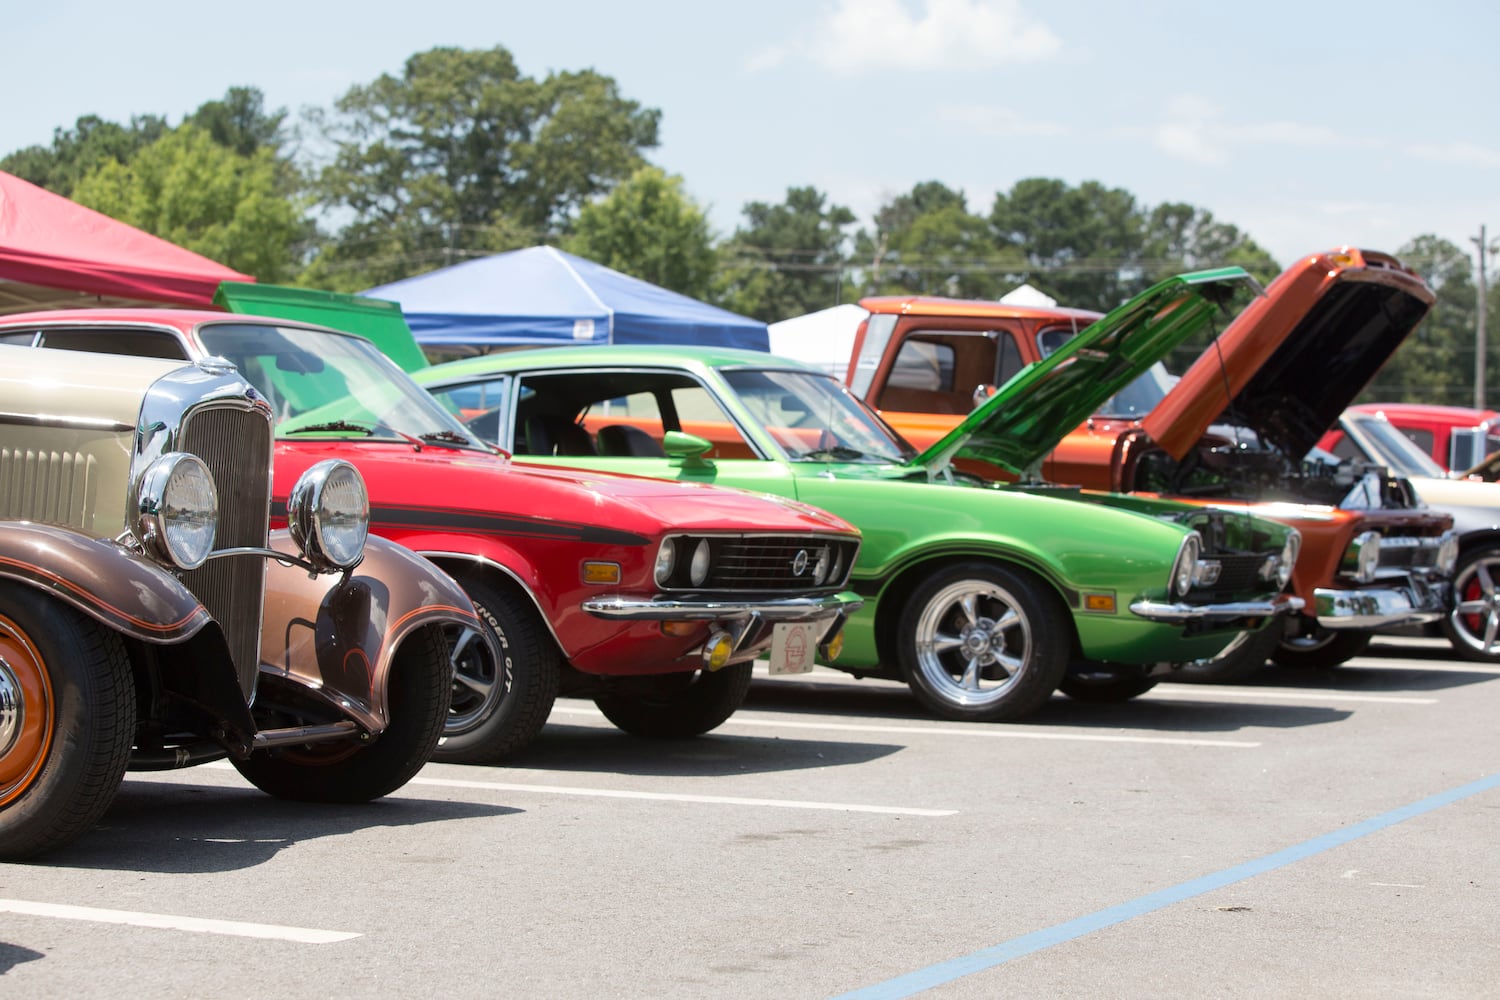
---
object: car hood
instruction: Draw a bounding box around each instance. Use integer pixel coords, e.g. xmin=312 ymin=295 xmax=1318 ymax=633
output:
xmin=1143 ymin=248 xmax=1435 ymax=461
xmin=912 ymin=267 xmax=1254 ymax=477
xmin=271 ymin=442 xmax=859 ymax=538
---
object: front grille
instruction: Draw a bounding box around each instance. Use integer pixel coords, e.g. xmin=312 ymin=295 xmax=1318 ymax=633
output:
xmin=0 ymin=447 xmax=97 ymax=530
xmin=657 ymin=534 xmax=860 ymax=592
xmin=178 ymin=404 xmax=271 ymax=697
xmin=1204 ymin=554 xmax=1268 ymax=595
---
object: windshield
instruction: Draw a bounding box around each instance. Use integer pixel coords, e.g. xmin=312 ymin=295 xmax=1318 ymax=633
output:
xmin=722 ymin=368 xmax=912 ymax=463
xmin=197 ymin=323 xmax=489 ymax=449
xmin=1343 ymin=413 xmax=1448 ymax=477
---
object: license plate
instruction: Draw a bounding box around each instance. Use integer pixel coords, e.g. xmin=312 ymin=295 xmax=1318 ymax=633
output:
xmin=767 ymin=621 xmax=817 ymax=675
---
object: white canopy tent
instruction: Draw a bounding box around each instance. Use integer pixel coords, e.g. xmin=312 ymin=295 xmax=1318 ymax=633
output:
xmin=765 ymin=303 xmax=868 ymax=377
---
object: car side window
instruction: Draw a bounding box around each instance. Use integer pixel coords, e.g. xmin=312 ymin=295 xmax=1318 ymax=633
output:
xmin=39 ymin=328 xmax=189 ymax=360
xmin=429 ymin=377 xmax=511 ymax=446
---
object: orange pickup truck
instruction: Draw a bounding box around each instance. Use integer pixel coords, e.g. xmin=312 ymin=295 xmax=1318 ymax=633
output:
xmin=843 ymin=248 xmax=1458 ymax=681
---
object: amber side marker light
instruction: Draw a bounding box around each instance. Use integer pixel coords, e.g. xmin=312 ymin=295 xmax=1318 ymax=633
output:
xmin=661 ymin=621 xmax=698 ymax=637
xmin=1083 ymin=593 xmax=1116 ymax=613
xmin=582 ymin=561 xmax=621 ymax=585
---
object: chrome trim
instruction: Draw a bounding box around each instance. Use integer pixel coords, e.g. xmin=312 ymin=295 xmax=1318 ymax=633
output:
xmin=581 ymin=591 xmax=863 ymax=622
xmin=1128 ymin=593 xmax=1304 ymax=624
xmin=251 ymin=720 xmax=362 ymax=749
xmin=0 ymin=411 xmax=135 ymax=432
xmin=1314 ymin=584 xmax=1448 ymax=629
xmin=0 ymin=656 xmax=21 ymax=757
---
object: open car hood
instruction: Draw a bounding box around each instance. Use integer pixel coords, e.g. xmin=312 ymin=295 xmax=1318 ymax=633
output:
xmin=1143 ymin=248 xmax=1435 ymax=461
xmin=912 ymin=267 xmax=1254 ymax=477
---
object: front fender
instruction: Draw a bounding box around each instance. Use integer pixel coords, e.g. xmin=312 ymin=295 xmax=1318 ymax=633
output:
xmin=261 ymin=532 xmax=477 ymax=733
xmin=0 ymin=519 xmax=212 ymax=642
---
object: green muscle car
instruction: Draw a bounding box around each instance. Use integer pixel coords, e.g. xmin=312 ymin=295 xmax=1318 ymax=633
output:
xmin=412 ymin=269 xmax=1304 ymax=722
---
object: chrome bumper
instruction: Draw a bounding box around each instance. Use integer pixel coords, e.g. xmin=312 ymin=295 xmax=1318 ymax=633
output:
xmin=1314 ymin=579 xmax=1449 ymax=630
xmin=1129 ymin=593 xmax=1304 ymax=625
xmin=582 ymin=590 xmax=862 ymax=622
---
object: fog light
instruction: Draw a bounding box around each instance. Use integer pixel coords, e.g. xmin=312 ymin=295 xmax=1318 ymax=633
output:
xmin=819 ymin=629 xmax=845 ymax=662
xmin=702 ymin=630 xmax=734 ymax=670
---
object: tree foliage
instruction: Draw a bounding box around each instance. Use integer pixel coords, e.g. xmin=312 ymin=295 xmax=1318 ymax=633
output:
xmin=715 ymin=186 xmax=857 ymax=321
xmin=564 ymin=166 xmax=716 ymax=299
xmin=1 ymin=114 xmax=168 ymax=196
xmin=304 ymin=45 xmax=661 ymax=290
xmin=71 ymin=125 xmax=307 ymax=283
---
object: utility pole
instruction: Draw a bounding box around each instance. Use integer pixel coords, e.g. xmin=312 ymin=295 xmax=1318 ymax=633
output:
xmin=1474 ymin=225 xmax=1498 ymax=409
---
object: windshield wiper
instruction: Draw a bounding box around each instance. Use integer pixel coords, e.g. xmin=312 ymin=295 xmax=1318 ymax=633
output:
xmin=418 ymin=429 xmax=478 ymax=449
xmin=280 ymin=420 xmax=376 ymax=437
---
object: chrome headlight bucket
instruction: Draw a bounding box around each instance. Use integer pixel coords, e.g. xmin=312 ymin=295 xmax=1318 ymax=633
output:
xmin=1262 ymin=530 xmax=1301 ymax=588
xmin=1344 ymin=530 xmax=1381 ymax=584
xmin=134 ymin=452 xmax=219 ymax=570
xmin=287 ymin=459 xmax=369 ymax=573
xmin=1170 ymin=531 xmax=1202 ymax=600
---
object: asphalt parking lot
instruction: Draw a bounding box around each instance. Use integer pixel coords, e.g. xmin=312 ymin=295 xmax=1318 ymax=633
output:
xmin=3 ymin=635 xmax=1497 ymax=999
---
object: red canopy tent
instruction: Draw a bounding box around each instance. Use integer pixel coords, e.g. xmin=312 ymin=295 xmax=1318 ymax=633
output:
xmin=0 ymin=170 xmax=252 ymax=314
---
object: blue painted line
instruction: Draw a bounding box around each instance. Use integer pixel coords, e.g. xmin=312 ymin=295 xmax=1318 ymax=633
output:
xmin=833 ymin=771 xmax=1500 ymax=999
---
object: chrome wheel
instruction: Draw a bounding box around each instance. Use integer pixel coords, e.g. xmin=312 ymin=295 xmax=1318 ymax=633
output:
xmin=1442 ymin=548 xmax=1500 ymax=662
xmin=444 ymin=620 xmax=501 ymax=734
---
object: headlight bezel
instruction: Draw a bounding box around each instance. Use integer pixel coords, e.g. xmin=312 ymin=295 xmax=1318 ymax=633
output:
xmin=286 ymin=459 xmax=370 ymax=573
xmin=133 ymin=452 xmax=220 ymax=570
xmin=1347 ymin=530 xmax=1382 ymax=584
xmin=1170 ymin=531 xmax=1202 ymax=600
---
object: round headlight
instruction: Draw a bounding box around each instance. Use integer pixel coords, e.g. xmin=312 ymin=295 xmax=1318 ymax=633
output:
xmin=287 ymin=459 xmax=369 ymax=572
xmin=689 ymin=539 xmax=712 ymax=587
xmin=1277 ymin=531 xmax=1301 ymax=588
xmin=1437 ymin=530 xmax=1459 ymax=575
xmin=135 ymin=453 xmax=219 ymax=570
xmin=654 ymin=540 xmax=677 ymax=587
xmin=1350 ymin=531 xmax=1381 ymax=584
xmin=1170 ymin=531 xmax=1202 ymax=599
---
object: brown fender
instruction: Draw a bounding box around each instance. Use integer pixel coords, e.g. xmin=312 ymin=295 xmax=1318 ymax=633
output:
xmin=261 ymin=531 xmax=477 ymax=733
xmin=0 ymin=520 xmax=213 ymax=643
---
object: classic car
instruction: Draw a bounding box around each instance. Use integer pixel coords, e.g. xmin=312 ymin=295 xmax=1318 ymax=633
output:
xmin=850 ymin=248 xmax=1459 ymax=681
xmin=1319 ymin=407 xmax=1500 ymax=662
xmin=409 ymin=269 xmax=1306 ymax=723
xmin=1322 ymin=402 xmax=1500 ymax=473
xmin=0 ymin=310 xmax=864 ymax=762
xmin=0 ymin=344 xmax=478 ymax=859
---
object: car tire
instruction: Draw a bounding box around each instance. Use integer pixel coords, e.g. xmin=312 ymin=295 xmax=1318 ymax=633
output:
xmin=896 ymin=561 xmax=1069 ymax=722
xmin=1172 ymin=626 xmax=1282 ymax=684
xmin=1440 ymin=545 xmax=1500 ymax=663
xmin=1272 ymin=629 xmax=1372 ymax=669
xmin=1058 ymin=665 xmax=1158 ymax=702
xmin=233 ymin=626 xmax=450 ymax=802
xmin=594 ymin=662 xmax=753 ymax=739
xmin=433 ymin=578 xmax=559 ymax=763
xmin=0 ymin=586 xmax=135 ymax=861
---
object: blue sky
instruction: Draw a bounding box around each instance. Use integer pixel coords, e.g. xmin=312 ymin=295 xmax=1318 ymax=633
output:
xmin=7 ymin=0 xmax=1498 ymax=270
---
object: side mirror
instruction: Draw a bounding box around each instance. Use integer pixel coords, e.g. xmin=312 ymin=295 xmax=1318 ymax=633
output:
xmin=663 ymin=430 xmax=714 ymax=469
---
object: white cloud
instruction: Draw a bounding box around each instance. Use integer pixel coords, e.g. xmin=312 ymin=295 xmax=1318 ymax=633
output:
xmin=749 ymin=0 xmax=1062 ymax=74
xmin=936 ymin=103 xmax=1067 ymax=138
xmin=1406 ymin=141 xmax=1500 ymax=170
xmin=1148 ymin=94 xmax=1372 ymax=166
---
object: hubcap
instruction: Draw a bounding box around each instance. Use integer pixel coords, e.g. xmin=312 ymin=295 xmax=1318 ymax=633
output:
xmin=0 ymin=616 xmax=53 ymax=806
xmin=444 ymin=622 xmax=503 ymax=734
xmin=914 ymin=580 xmax=1029 ymax=707
xmin=1451 ymin=556 xmax=1500 ymax=656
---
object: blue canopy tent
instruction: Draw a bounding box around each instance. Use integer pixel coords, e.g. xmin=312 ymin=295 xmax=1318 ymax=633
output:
xmin=364 ymin=246 xmax=769 ymax=351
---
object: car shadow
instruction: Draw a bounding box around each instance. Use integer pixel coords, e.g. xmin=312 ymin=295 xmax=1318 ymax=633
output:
xmin=487 ymin=722 xmax=904 ymax=776
xmin=0 ymin=943 xmax=44 ymax=975
xmin=31 ymin=781 xmax=517 ymax=874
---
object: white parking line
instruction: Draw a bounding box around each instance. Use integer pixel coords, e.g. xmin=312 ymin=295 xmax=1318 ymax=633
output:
xmin=408 ymin=776 xmax=956 ymax=816
xmin=1152 ymin=686 xmax=1437 ymax=705
xmin=550 ymin=705 xmax=1261 ymax=747
xmin=0 ymin=898 xmax=358 ymax=943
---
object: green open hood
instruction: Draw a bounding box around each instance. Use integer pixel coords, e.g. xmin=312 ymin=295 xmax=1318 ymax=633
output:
xmin=213 ymin=281 xmax=430 ymax=373
xmin=912 ymin=267 xmax=1256 ymax=478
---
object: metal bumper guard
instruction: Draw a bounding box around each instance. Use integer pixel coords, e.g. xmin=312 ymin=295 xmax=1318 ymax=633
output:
xmin=1314 ymin=574 xmax=1449 ymax=630
xmin=1129 ymin=593 xmax=1305 ymax=625
xmin=581 ymin=590 xmax=864 ymax=662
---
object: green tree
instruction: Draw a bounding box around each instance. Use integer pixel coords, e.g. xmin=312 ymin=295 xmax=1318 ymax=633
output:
xmin=1 ymin=113 xmax=169 ymax=196
xmin=1362 ymin=236 xmax=1476 ymax=404
xmin=715 ymin=186 xmax=856 ymax=321
xmin=184 ymin=86 xmax=288 ymax=158
xmin=72 ymin=125 xmax=307 ymax=282
xmin=988 ymin=178 xmax=1145 ymax=310
xmin=853 ymin=181 xmax=1023 ymax=299
xmin=305 ymin=45 xmax=661 ymax=289
xmin=564 ymin=166 xmax=716 ymax=298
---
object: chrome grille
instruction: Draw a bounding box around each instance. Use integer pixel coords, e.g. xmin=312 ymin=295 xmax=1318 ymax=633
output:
xmin=0 ymin=447 xmax=97 ymax=530
xmin=658 ymin=534 xmax=860 ymax=592
xmin=178 ymin=404 xmax=271 ymax=697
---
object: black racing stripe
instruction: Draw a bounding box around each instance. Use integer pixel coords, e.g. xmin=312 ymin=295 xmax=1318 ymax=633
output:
xmin=272 ymin=499 xmax=650 ymax=547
